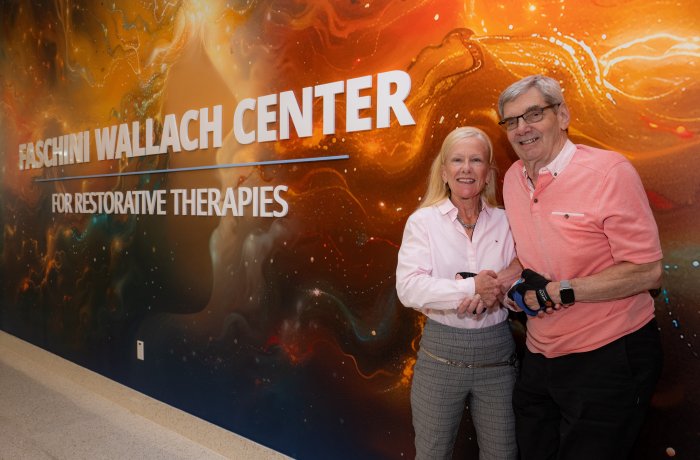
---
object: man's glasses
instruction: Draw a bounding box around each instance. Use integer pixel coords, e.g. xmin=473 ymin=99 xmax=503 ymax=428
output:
xmin=498 ymin=104 xmax=560 ymax=131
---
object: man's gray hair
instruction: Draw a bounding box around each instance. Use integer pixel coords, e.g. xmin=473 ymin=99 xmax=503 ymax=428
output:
xmin=497 ymin=75 xmax=565 ymax=117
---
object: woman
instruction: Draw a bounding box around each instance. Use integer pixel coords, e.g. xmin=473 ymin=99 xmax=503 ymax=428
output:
xmin=396 ymin=127 xmax=520 ymax=460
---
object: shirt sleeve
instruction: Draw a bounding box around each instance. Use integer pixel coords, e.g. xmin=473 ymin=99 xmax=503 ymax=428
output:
xmin=599 ymin=160 xmax=663 ymax=264
xmin=395 ymin=212 xmax=476 ymax=311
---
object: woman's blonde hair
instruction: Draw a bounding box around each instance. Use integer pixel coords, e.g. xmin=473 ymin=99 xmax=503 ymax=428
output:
xmin=419 ymin=127 xmax=499 ymax=209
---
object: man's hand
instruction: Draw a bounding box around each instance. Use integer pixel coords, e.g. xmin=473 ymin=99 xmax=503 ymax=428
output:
xmin=475 ymin=270 xmax=500 ymax=307
xmin=507 ymin=269 xmax=557 ymax=317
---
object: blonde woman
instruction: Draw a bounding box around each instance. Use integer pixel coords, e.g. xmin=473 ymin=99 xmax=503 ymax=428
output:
xmin=396 ymin=127 xmax=520 ymax=460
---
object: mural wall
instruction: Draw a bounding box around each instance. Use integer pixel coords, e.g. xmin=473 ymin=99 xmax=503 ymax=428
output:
xmin=1 ymin=1 xmax=698 ymax=458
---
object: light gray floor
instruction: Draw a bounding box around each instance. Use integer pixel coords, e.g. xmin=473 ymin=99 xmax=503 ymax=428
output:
xmin=0 ymin=360 xmax=229 ymax=460
xmin=0 ymin=331 xmax=289 ymax=460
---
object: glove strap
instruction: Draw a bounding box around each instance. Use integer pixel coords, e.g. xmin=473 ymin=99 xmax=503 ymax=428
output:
xmin=535 ymin=286 xmax=554 ymax=310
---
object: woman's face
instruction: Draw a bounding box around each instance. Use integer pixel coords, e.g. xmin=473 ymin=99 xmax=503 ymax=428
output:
xmin=441 ymin=136 xmax=490 ymax=201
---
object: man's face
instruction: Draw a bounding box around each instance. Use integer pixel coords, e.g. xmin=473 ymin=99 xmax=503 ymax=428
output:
xmin=502 ymin=87 xmax=569 ymax=165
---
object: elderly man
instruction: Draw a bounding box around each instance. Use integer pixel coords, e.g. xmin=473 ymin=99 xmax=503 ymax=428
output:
xmin=498 ymin=75 xmax=663 ymax=460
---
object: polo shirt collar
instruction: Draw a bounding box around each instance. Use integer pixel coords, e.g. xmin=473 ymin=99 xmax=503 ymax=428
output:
xmin=521 ymin=139 xmax=577 ymax=189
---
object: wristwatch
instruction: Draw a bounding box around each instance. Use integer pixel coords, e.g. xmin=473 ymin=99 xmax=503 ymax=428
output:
xmin=559 ymin=280 xmax=575 ymax=306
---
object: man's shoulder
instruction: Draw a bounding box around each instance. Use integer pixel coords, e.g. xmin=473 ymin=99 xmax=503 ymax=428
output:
xmin=572 ymin=144 xmax=629 ymax=171
xmin=504 ymin=160 xmax=524 ymax=181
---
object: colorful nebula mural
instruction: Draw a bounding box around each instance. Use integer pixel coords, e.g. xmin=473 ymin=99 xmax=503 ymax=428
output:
xmin=1 ymin=1 xmax=698 ymax=458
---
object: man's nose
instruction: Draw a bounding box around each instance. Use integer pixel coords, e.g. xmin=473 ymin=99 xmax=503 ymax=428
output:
xmin=514 ymin=116 xmax=529 ymax=132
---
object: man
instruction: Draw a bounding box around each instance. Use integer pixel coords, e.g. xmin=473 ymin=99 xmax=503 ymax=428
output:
xmin=498 ymin=75 xmax=663 ymax=460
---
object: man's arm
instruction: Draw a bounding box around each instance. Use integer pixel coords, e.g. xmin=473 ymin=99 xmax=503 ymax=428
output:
xmin=497 ymin=258 xmax=523 ymax=300
xmin=523 ymin=260 xmax=662 ymax=313
xmin=552 ymin=260 xmax=662 ymax=303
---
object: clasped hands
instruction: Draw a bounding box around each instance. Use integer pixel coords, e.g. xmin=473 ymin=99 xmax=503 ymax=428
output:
xmin=454 ymin=270 xmax=502 ymax=318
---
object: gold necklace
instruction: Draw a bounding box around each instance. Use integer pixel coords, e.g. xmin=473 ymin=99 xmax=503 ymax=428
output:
xmin=456 ymin=215 xmax=477 ymax=231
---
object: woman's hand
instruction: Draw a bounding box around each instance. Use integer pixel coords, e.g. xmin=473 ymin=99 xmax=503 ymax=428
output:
xmin=456 ymin=270 xmax=499 ymax=317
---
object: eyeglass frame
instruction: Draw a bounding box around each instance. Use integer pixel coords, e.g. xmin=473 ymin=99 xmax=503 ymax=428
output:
xmin=498 ymin=103 xmax=561 ymax=131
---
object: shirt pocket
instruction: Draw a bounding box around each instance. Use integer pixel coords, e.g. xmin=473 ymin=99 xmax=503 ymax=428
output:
xmin=549 ymin=211 xmax=593 ymax=245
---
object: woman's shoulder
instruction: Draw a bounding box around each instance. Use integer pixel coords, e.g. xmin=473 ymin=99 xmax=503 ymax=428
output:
xmin=483 ymin=203 xmax=511 ymax=227
xmin=407 ymin=205 xmax=438 ymax=221
xmin=486 ymin=204 xmax=507 ymax=216
xmin=405 ymin=200 xmax=449 ymax=224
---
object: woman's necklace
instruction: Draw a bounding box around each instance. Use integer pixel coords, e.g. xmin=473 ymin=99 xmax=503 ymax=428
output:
xmin=456 ymin=215 xmax=478 ymax=231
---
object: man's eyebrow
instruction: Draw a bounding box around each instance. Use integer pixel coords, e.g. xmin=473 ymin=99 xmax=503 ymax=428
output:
xmin=504 ymin=104 xmax=546 ymax=118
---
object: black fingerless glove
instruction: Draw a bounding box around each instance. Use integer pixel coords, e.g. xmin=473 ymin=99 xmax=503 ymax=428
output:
xmin=507 ymin=269 xmax=553 ymax=316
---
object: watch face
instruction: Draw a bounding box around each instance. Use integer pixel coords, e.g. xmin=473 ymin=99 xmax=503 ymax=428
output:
xmin=560 ymin=288 xmax=575 ymax=305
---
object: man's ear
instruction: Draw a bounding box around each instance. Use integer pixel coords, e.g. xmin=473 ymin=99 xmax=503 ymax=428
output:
xmin=558 ymin=102 xmax=571 ymax=131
